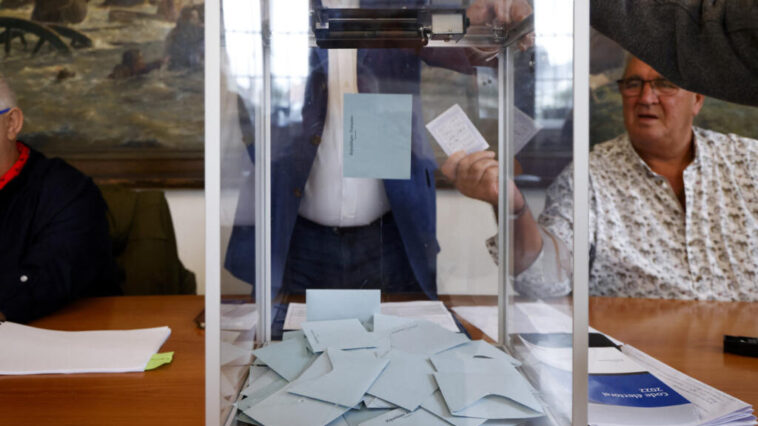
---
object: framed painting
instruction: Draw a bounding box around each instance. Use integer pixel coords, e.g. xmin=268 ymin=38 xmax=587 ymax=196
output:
xmin=1 ymin=0 xmax=204 ymax=187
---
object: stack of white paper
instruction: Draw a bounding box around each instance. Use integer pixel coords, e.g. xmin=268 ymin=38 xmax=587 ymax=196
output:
xmin=0 ymin=322 xmax=171 ymax=374
xmin=452 ymin=302 xmax=618 ymax=342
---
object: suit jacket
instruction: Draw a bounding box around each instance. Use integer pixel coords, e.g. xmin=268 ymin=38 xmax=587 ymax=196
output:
xmin=99 ymin=185 xmax=196 ymax=295
xmin=225 ymin=43 xmax=476 ymax=300
xmin=591 ymin=0 xmax=758 ymax=106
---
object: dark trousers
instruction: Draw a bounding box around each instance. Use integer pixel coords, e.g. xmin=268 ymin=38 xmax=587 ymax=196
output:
xmin=281 ymin=213 xmax=422 ymax=295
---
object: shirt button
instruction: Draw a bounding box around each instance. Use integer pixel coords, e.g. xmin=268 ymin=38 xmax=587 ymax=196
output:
xmin=310 ymin=135 xmax=322 ymax=146
xmin=19 ymin=275 xmax=29 ymax=283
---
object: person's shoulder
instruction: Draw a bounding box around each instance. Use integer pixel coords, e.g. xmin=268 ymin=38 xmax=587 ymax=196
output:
xmin=547 ymin=134 xmax=629 ymax=190
xmin=590 ymin=133 xmax=628 ymax=157
xmin=27 ymin=148 xmax=101 ymax=209
xmin=34 ymin=151 xmax=93 ymax=187
xmin=695 ymin=127 xmax=758 ymax=158
xmin=589 ymin=133 xmax=632 ymax=171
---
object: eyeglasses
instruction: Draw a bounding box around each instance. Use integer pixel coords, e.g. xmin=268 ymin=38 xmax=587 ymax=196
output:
xmin=0 ymin=107 xmax=10 ymax=115
xmin=616 ymin=77 xmax=680 ymax=97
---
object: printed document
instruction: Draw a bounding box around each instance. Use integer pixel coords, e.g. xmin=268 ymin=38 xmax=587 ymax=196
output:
xmin=426 ymin=103 xmax=539 ymax=156
xmin=426 ymin=104 xmax=489 ymax=156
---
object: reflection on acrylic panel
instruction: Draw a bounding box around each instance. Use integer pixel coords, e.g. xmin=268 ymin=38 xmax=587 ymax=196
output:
xmin=223 ymin=0 xmax=308 ymax=126
xmin=0 ymin=0 xmax=204 ymax=184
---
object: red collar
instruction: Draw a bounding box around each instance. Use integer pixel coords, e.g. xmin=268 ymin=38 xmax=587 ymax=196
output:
xmin=0 ymin=142 xmax=30 ymax=191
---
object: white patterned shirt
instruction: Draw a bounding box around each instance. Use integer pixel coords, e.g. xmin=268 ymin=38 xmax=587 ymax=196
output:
xmin=494 ymin=127 xmax=758 ymax=302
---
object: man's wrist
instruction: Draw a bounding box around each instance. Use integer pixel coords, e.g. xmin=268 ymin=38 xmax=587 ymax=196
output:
xmin=510 ymin=201 xmax=528 ymax=220
xmin=510 ymin=186 xmax=527 ymax=219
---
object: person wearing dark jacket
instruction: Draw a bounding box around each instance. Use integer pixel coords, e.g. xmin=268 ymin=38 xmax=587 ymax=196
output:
xmin=591 ymin=0 xmax=758 ymax=107
xmin=0 ymin=76 xmax=119 ymax=323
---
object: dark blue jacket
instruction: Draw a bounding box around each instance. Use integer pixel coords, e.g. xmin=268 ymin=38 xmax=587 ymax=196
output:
xmin=225 ymin=44 xmax=476 ymax=300
xmin=0 ymin=147 xmax=119 ymax=323
xmin=591 ymin=0 xmax=758 ymax=106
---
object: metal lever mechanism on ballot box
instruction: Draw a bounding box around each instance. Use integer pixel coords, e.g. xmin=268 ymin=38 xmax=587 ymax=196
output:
xmin=311 ymin=7 xmax=534 ymax=49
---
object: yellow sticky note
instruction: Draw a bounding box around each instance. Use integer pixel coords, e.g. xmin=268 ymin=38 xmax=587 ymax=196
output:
xmin=145 ymin=352 xmax=174 ymax=371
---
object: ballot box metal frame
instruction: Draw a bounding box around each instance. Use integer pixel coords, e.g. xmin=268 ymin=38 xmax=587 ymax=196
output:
xmin=204 ymin=1 xmax=590 ymax=425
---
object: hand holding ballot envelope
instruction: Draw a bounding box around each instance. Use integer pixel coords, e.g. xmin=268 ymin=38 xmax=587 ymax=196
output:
xmin=427 ymin=103 xmax=532 ymax=215
xmin=427 ymin=104 xmax=544 ymax=276
xmin=427 ymin=103 xmax=538 ymax=212
xmin=441 ymin=150 xmax=524 ymax=212
xmin=439 ymin=150 xmax=544 ymax=276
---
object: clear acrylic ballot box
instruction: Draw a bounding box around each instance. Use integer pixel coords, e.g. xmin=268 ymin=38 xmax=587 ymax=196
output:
xmin=206 ymin=0 xmax=590 ymax=425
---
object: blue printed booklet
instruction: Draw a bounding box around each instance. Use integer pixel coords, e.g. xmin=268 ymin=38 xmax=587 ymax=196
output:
xmin=587 ymin=347 xmax=700 ymax=426
xmin=518 ymin=333 xmax=701 ymax=425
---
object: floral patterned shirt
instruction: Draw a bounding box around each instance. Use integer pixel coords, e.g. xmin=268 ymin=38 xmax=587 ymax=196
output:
xmin=495 ymin=127 xmax=758 ymax=301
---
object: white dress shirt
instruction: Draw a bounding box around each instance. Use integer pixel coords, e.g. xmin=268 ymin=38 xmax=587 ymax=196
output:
xmin=298 ymin=0 xmax=391 ymax=227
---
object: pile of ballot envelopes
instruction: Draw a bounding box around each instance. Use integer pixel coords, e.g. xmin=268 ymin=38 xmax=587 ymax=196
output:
xmin=234 ymin=291 xmax=545 ymax=426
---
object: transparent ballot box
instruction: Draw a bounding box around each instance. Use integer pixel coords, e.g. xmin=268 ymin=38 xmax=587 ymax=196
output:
xmin=207 ymin=1 xmax=589 ymax=425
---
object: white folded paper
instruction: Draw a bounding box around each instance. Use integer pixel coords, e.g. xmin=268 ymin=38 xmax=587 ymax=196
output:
xmin=426 ymin=104 xmax=489 ymax=156
xmin=0 ymin=322 xmax=171 ymax=375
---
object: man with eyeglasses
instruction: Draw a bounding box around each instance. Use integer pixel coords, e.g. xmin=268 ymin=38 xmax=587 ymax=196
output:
xmin=0 ymin=75 xmax=119 ymax=323
xmin=443 ymin=56 xmax=758 ymax=301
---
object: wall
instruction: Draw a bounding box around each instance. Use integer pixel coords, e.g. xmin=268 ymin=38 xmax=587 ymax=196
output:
xmin=164 ymin=189 xmax=206 ymax=293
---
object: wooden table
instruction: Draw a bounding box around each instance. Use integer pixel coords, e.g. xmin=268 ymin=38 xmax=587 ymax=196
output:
xmin=441 ymin=295 xmax=758 ymax=408
xmin=588 ymin=296 xmax=758 ymax=409
xmin=1 ymin=295 xmax=755 ymax=425
xmin=0 ymin=295 xmax=205 ymax=426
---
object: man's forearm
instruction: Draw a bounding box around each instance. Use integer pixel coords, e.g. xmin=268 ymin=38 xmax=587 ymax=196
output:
xmin=512 ymin=206 xmax=543 ymax=274
xmin=489 ymin=185 xmax=544 ymax=274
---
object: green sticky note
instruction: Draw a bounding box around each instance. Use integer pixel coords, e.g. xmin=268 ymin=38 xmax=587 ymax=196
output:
xmin=145 ymin=352 xmax=174 ymax=371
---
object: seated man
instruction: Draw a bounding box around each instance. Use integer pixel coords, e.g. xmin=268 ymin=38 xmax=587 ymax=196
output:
xmin=0 ymin=75 xmax=119 ymax=323
xmin=442 ymin=57 xmax=758 ymax=302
